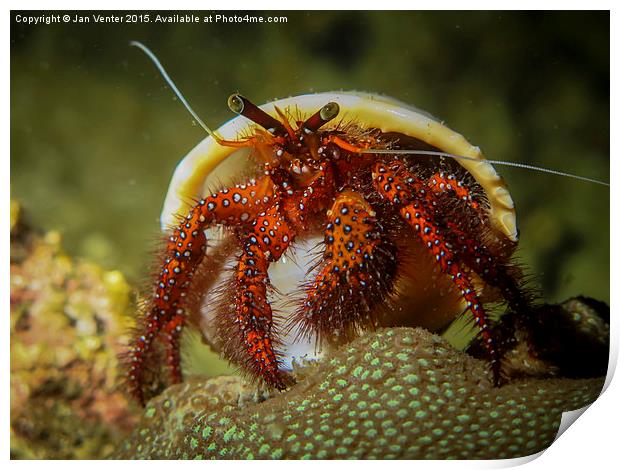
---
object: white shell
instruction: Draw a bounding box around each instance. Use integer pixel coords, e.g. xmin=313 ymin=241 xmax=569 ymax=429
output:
xmin=161 ymin=91 xmax=517 ymax=241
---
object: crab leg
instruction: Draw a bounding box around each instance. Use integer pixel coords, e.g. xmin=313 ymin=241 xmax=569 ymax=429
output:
xmin=128 ymin=177 xmax=278 ymax=405
xmin=163 ymin=315 xmax=183 ymax=383
xmin=228 ymin=203 xmax=293 ymax=389
xmin=372 ymin=162 xmax=502 ymax=385
xmin=293 ymin=189 xmax=398 ymax=346
xmin=423 ymin=173 xmax=531 ymax=314
xmin=442 ymin=218 xmax=530 ymax=312
xmin=426 ymin=170 xmax=480 ymax=209
xmin=383 ymin=163 xmax=523 ymax=309
xmin=218 ymin=171 xmax=338 ymax=388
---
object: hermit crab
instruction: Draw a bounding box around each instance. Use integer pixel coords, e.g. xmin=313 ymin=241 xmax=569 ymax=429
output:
xmin=126 ymin=43 xmax=535 ymax=405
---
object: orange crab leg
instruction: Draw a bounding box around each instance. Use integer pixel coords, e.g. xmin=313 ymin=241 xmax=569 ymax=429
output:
xmin=372 ymin=162 xmax=502 ymax=385
xmin=439 ymin=217 xmax=530 ymax=312
xmin=292 ymin=190 xmax=397 ymax=345
xmin=163 ymin=316 xmax=183 ymax=383
xmin=326 ymin=135 xmax=368 ymax=154
xmin=128 ymin=176 xmax=278 ymax=405
xmin=223 ymin=170 xmax=336 ymax=387
xmin=274 ymin=106 xmax=298 ymax=141
xmin=426 ymin=171 xmax=480 ymax=209
xmin=421 ymin=172 xmax=530 ymax=315
xmin=230 ymin=203 xmax=293 ymax=389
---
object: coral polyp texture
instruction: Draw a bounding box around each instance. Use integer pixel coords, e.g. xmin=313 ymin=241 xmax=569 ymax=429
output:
xmin=114 ymin=328 xmax=604 ymax=460
xmin=126 ymin=92 xmax=532 ymax=404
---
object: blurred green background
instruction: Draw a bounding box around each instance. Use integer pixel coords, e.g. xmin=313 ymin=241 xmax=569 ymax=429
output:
xmin=11 ymin=10 xmax=609 ymax=306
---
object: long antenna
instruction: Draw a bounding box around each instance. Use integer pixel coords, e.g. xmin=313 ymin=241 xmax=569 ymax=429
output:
xmin=362 ymin=149 xmax=609 ymax=187
xmin=129 ymin=40 xmax=221 ymax=141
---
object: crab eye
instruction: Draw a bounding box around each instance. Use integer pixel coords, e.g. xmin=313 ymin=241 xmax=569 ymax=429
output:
xmin=302 ymin=101 xmax=340 ymax=133
xmin=227 ymin=93 xmax=245 ymax=114
xmin=227 ymin=93 xmax=287 ymax=136
xmin=320 ymin=102 xmax=340 ymax=122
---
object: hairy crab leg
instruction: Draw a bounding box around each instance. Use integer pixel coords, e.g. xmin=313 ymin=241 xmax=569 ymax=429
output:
xmin=372 ymin=162 xmax=502 ymax=385
xmin=163 ymin=315 xmax=183 ymax=383
xmin=292 ymin=189 xmax=398 ymax=346
xmin=426 ymin=170 xmax=480 ymax=209
xmin=384 ymin=162 xmax=528 ymax=314
xmin=217 ymin=170 xmax=338 ymax=388
xmin=422 ymin=172 xmax=532 ymax=315
xmin=227 ymin=203 xmax=294 ymax=389
xmin=128 ymin=176 xmax=278 ymax=405
xmin=441 ymin=218 xmax=531 ymax=313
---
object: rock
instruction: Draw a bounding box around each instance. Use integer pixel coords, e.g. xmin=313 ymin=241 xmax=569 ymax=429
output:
xmin=527 ymin=297 xmax=610 ymax=378
xmin=10 ymin=201 xmax=141 ymax=459
xmin=113 ymin=327 xmax=604 ymax=459
xmin=466 ymin=296 xmax=610 ymax=380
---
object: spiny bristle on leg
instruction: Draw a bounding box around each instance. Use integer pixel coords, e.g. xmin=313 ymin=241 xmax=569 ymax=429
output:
xmin=211 ymin=204 xmax=295 ymax=389
xmin=423 ymin=176 xmax=539 ymax=340
xmin=123 ymin=177 xmax=280 ymax=404
xmin=291 ymin=190 xmax=398 ymax=347
xmin=373 ymin=161 xmax=504 ymax=385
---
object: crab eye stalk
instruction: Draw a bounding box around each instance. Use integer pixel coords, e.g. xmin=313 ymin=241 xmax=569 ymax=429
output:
xmin=302 ymin=102 xmax=340 ymax=133
xmin=227 ymin=93 xmax=287 ymax=136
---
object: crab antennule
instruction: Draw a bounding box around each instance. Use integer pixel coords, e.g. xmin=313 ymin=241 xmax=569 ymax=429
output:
xmin=302 ymin=102 xmax=340 ymax=133
xmin=227 ymin=94 xmax=288 ymax=137
xmin=129 ymin=41 xmax=228 ymax=145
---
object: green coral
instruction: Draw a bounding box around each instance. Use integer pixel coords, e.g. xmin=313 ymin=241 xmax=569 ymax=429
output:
xmin=114 ymin=328 xmax=603 ymax=459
